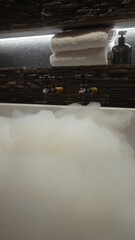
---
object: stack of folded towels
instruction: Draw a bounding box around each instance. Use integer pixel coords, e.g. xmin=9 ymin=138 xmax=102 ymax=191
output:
xmin=50 ymin=29 xmax=115 ymax=67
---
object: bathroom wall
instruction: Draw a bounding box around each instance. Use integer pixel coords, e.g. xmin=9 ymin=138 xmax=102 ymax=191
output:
xmin=0 ymin=0 xmax=135 ymax=32
xmin=0 ymin=35 xmax=53 ymax=68
xmin=0 ymin=65 xmax=135 ymax=107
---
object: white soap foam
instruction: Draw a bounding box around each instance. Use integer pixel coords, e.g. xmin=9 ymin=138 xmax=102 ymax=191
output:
xmin=0 ymin=104 xmax=135 ymax=240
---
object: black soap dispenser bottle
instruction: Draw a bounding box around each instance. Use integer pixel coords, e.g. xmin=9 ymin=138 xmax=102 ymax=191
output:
xmin=112 ymin=31 xmax=132 ymax=64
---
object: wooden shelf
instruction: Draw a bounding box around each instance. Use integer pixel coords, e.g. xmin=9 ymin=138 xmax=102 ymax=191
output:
xmin=0 ymin=65 xmax=135 ymax=108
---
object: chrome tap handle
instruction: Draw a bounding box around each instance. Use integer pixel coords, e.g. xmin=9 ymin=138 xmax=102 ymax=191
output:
xmin=75 ymin=74 xmax=82 ymax=80
xmin=39 ymin=74 xmax=51 ymax=80
xmin=84 ymin=73 xmax=93 ymax=78
xmin=84 ymin=74 xmax=93 ymax=83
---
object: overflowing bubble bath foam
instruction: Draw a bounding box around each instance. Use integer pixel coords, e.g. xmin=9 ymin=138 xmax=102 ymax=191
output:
xmin=0 ymin=103 xmax=135 ymax=240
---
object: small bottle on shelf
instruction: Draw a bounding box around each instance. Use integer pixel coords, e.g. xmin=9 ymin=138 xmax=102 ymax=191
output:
xmin=112 ymin=31 xmax=132 ymax=64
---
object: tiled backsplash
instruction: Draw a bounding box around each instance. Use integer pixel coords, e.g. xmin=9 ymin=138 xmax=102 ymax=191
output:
xmin=0 ymin=65 xmax=135 ymax=107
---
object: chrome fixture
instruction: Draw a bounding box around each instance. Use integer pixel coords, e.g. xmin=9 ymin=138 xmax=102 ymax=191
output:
xmin=75 ymin=73 xmax=93 ymax=82
xmin=43 ymin=86 xmax=64 ymax=96
xmin=39 ymin=74 xmax=55 ymax=83
xmin=76 ymin=73 xmax=98 ymax=99
xmin=39 ymin=74 xmax=64 ymax=103
xmin=42 ymin=86 xmax=64 ymax=103
xmin=79 ymin=86 xmax=98 ymax=98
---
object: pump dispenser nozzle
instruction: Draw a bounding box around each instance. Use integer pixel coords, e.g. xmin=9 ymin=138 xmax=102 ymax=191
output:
xmin=118 ymin=31 xmax=127 ymax=37
xmin=118 ymin=31 xmax=127 ymax=46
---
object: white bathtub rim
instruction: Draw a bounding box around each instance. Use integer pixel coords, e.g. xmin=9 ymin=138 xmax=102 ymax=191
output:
xmin=0 ymin=102 xmax=135 ymax=112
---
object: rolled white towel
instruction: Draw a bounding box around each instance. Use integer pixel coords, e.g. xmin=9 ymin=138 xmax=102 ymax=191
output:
xmin=50 ymin=48 xmax=107 ymax=67
xmin=51 ymin=29 xmax=115 ymax=53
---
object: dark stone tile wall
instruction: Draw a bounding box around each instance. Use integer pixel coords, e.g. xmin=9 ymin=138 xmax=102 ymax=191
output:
xmin=41 ymin=0 xmax=135 ymax=28
xmin=0 ymin=0 xmax=41 ymax=31
xmin=0 ymin=0 xmax=135 ymax=31
xmin=0 ymin=65 xmax=135 ymax=108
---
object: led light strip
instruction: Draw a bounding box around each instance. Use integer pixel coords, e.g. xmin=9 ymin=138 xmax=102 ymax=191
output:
xmin=116 ymin=27 xmax=135 ymax=32
xmin=0 ymin=34 xmax=54 ymax=42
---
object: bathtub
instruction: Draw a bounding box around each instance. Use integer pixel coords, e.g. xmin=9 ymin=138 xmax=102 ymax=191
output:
xmin=0 ymin=102 xmax=135 ymax=240
xmin=0 ymin=103 xmax=135 ymax=150
xmin=0 ymin=102 xmax=135 ymax=116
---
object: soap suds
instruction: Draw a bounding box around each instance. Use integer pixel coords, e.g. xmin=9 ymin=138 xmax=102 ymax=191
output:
xmin=0 ymin=104 xmax=135 ymax=240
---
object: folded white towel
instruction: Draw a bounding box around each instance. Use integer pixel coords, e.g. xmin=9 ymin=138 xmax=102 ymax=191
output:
xmin=50 ymin=48 xmax=107 ymax=67
xmin=51 ymin=29 xmax=115 ymax=53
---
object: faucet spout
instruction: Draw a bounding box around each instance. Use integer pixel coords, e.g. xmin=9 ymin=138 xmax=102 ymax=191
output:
xmin=79 ymin=86 xmax=98 ymax=100
xmin=52 ymin=87 xmax=64 ymax=95
xmin=79 ymin=87 xmax=87 ymax=98
xmin=89 ymin=87 xmax=98 ymax=95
